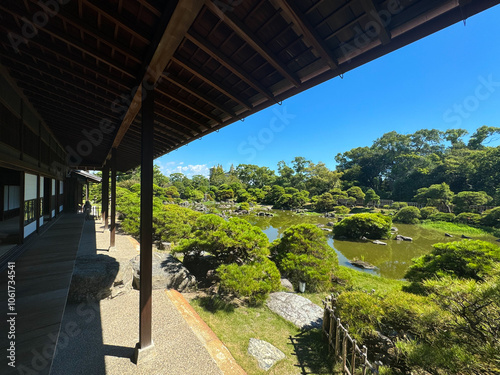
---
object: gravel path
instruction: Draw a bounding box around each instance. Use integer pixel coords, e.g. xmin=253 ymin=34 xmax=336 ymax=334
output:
xmin=50 ymin=219 xmax=229 ymax=375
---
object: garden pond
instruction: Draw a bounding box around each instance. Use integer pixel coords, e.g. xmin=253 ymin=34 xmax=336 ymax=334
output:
xmin=240 ymin=210 xmax=498 ymax=279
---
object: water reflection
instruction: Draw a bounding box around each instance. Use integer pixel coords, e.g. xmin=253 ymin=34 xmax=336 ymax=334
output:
xmin=241 ymin=210 xmax=498 ymax=279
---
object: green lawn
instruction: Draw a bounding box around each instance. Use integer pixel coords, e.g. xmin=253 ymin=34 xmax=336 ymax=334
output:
xmin=189 ymin=266 xmax=407 ymax=374
xmin=419 ymin=220 xmax=500 ymax=237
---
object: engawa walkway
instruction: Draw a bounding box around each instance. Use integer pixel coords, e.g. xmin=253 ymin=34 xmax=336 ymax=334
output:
xmin=0 ymin=214 xmax=85 ymax=375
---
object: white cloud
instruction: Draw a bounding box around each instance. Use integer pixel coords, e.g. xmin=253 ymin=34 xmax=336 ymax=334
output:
xmin=158 ymin=162 xmax=210 ymax=178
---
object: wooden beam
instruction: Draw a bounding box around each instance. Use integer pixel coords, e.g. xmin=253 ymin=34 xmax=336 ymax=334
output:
xmin=155 ymin=98 xmax=208 ymax=131
xmin=154 ymin=106 xmax=200 ymax=136
xmin=8 ymin=64 xmax=119 ymax=106
xmin=110 ymin=0 xmax=205 ymax=153
xmin=0 ymin=37 xmax=133 ymax=91
xmin=274 ymin=0 xmax=338 ymax=69
xmin=185 ymin=30 xmax=276 ymax=101
xmin=2 ymin=52 xmax=124 ymax=98
xmin=110 ymin=148 xmax=116 ymax=249
xmin=135 ymin=0 xmax=162 ymax=17
xmin=80 ymin=0 xmax=151 ymax=45
xmin=138 ymin=80 xmax=154 ymax=352
xmin=102 ymin=165 xmax=109 ymax=230
xmin=156 ymin=84 xmax=222 ymax=124
xmin=205 ymin=0 xmax=301 ymax=87
xmin=0 ymin=5 xmax=137 ymax=79
xmin=162 ymin=73 xmax=237 ymax=118
xmin=26 ymin=0 xmax=142 ymax=64
xmin=359 ymin=0 xmax=391 ymax=44
xmin=171 ymin=55 xmax=252 ymax=110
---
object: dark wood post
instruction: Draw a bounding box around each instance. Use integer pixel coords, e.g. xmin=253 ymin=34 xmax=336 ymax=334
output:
xmin=55 ymin=180 xmax=59 ymax=216
xmin=102 ymin=165 xmax=109 ymax=230
xmin=137 ymin=80 xmax=154 ymax=355
xmin=36 ymin=175 xmax=40 ymax=233
xmin=19 ymin=172 xmax=25 ymax=244
xmin=110 ymin=148 xmax=117 ymax=249
xmin=86 ymin=180 xmax=89 ymax=201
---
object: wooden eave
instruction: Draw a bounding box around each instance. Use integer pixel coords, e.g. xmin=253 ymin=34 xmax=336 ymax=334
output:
xmin=1 ymin=0 xmax=499 ymax=172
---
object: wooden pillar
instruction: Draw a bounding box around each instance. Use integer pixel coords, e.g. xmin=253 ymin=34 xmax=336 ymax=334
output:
xmin=85 ymin=181 xmax=89 ymax=201
xmin=19 ymin=172 xmax=25 ymax=244
xmin=55 ymin=180 xmax=59 ymax=216
xmin=102 ymin=165 xmax=109 ymax=230
xmin=110 ymin=148 xmax=117 ymax=249
xmin=36 ymin=175 xmax=40 ymax=233
xmin=136 ymin=81 xmax=154 ymax=359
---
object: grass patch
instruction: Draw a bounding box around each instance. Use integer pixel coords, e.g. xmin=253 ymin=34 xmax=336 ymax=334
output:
xmin=188 ymin=266 xmax=407 ymax=374
xmin=419 ymin=220 xmax=500 ymax=237
xmin=190 ymin=297 xmax=332 ymax=374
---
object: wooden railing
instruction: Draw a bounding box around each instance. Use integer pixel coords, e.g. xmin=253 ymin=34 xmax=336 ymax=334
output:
xmin=322 ymin=295 xmax=380 ymax=375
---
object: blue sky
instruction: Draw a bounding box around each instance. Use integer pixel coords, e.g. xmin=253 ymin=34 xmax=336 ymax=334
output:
xmin=157 ymin=5 xmax=500 ymax=177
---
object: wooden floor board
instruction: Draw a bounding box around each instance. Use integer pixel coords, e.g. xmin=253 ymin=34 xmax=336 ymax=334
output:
xmin=0 ymin=213 xmax=85 ymax=375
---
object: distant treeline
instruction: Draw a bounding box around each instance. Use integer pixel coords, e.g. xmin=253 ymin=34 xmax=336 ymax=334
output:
xmin=90 ymin=126 xmax=500 ymax=209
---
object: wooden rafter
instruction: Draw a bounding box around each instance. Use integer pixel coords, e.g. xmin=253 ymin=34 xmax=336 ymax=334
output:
xmin=109 ymin=0 xmax=205 ymax=155
xmin=315 ymin=1 xmax=355 ymax=29
xmin=5 ymin=60 xmax=120 ymax=105
xmin=25 ymin=0 xmax=142 ymax=64
xmin=0 ymin=5 xmax=137 ymax=79
xmin=19 ymin=83 xmax=116 ymax=120
xmin=171 ymin=55 xmax=252 ymax=110
xmin=135 ymin=0 xmax=162 ymax=17
xmin=162 ymin=74 xmax=237 ymax=118
xmin=156 ymin=85 xmax=221 ymax=124
xmin=0 ymin=37 xmax=133 ymax=90
xmin=80 ymin=0 xmax=151 ymax=45
xmin=185 ymin=30 xmax=276 ymax=102
xmin=359 ymin=0 xmax=391 ymax=44
xmin=204 ymin=0 xmax=301 ymax=88
xmin=154 ymin=109 xmax=199 ymax=136
xmin=274 ymin=0 xmax=338 ymax=70
xmin=155 ymin=100 xmax=208 ymax=132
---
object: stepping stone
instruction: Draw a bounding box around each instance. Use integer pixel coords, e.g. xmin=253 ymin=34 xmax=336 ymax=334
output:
xmin=248 ymin=338 xmax=285 ymax=371
xmin=267 ymin=292 xmax=323 ymax=330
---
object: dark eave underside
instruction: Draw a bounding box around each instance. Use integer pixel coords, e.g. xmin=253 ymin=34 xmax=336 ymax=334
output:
xmin=1 ymin=0 xmax=499 ymax=171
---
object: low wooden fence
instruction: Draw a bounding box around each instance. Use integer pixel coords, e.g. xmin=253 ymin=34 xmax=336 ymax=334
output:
xmin=322 ymin=295 xmax=380 ymax=375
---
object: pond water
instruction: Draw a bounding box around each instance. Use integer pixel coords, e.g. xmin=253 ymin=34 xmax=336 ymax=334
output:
xmin=240 ymin=210 xmax=498 ymax=279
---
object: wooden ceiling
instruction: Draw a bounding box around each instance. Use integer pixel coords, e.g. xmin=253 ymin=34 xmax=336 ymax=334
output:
xmin=1 ymin=0 xmax=499 ymax=171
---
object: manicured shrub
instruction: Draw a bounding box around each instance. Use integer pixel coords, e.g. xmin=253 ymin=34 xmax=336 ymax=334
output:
xmin=270 ymin=224 xmax=337 ymax=292
xmin=335 ymin=290 xmax=450 ymax=344
xmin=334 ymin=205 xmax=350 ymax=215
xmin=420 ymin=206 xmax=439 ymax=219
xmin=239 ymin=202 xmax=250 ymax=211
xmin=428 ymin=212 xmax=455 ymax=222
xmin=480 ymin=207 xmax=500 ymax=228
xmin=333 ymin=213 xmax=392 ymax=239
xmin=174 ymin=215 xmax=270 ymax=264
xmin=217 ymin=258 xmax=281 ymax=306
xmin=393 ymin=206 xmax=421 ymax=224
xmin=454 ymin=212 xmax=481 ymax=226
xmin=405 ymin=240 xmax=500 ymax=284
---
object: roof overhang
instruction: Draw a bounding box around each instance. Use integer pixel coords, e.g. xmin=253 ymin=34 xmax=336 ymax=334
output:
xmin=1 ymin=0 xmax=499 ymax=171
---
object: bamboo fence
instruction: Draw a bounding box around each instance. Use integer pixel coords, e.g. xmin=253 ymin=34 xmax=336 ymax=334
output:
xmin=322 ymin=295 xmax=380 ymax=375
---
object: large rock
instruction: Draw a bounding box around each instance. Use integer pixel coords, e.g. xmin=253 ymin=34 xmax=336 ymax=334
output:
xmin=267 ymin=292 xmax=323 ymax=330
xmin=248 ymin=338 xmax=285 ymax=371
xmin=131 ymin=252 xmax=196 ymax=291
xmin=349 ymin=259 xmax=376 ymax=270
xmin=395 ymin=234 xmax=412 ymax=241
xmin=280 ymin=278 xmax=294 ymax=292
xmin=372 ymin=240 xmax=387 ymax=245
xmin=68 ymin=255 xmax=120 ymax=302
